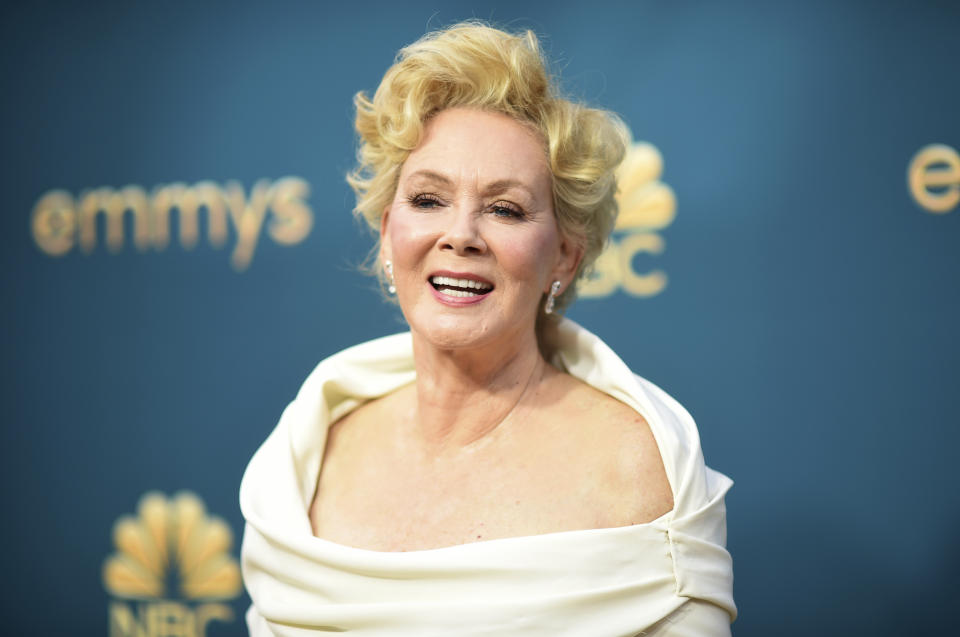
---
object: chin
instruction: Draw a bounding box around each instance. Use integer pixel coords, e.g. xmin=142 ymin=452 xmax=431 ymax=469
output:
xmin=407 ymin=304 xmax=538 ymax=354
xmin=412 ymin=317 xmax=494 ymax=351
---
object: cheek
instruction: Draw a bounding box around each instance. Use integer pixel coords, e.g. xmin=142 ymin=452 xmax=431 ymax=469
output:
xmin=388 ymin=212 xmax=435 ymax=268
xmin=501 ymin=228 xmax=561 ymax=284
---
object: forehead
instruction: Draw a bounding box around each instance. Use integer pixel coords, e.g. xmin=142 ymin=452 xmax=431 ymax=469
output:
xmin=400 ymin=108 xmax=551 ymax=187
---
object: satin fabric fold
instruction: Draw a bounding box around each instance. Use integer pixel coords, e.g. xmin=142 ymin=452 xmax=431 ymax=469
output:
xmin=240 ymin=319 xmax=735 ymax=635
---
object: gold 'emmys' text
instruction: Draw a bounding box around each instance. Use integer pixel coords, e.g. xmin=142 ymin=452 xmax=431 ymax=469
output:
xmin=31 ymin=176 xmax=313 ymax=270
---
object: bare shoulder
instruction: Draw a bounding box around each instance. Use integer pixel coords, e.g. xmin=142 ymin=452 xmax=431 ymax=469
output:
xmin=546 ymin=373 xmax=675 ymax=525
xmin=310 ymin=385 xmax=415 ymax=533
xmin=323 ymin=384 xmax=415 ymax=454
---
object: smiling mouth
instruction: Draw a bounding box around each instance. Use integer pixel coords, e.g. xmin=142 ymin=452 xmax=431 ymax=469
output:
xmin=429 ymin=275 xmax=494 ymax=298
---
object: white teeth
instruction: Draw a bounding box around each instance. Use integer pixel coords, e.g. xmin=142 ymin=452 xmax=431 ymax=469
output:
xmin=430 ymin=275 xmax=492 ymax=291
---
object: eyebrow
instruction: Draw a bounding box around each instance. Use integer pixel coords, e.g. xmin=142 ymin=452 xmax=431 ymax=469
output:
xmin=405 ymin=170 xmax=455 ymax=186
xmin=404 ymin=170 xmax=540 ymax=200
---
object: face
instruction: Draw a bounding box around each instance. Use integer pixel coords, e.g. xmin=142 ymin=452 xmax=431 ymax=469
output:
xmin=381 ymin=107 xmax=581 ymax=352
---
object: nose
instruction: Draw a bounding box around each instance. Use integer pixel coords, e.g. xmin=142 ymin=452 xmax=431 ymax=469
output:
xmin=439 ymin=205 xmax=486 ymax=255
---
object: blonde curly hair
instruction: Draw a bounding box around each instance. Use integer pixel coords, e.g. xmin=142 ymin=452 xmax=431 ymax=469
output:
xmin=347 ymin=21 xmax=629 ymax=314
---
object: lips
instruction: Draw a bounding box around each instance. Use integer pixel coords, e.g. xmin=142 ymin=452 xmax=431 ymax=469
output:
xmin=428 ymin=272 xmax=494 ymax=300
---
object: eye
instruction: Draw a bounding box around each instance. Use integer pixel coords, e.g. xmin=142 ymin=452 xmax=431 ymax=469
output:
xmin=489 ymin=201 xmax=525 ymax=220
xmin=407 ymin=193 xmax=442 ymax=209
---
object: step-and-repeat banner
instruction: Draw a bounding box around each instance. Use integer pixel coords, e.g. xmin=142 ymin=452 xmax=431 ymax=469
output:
xmin=2 ymin=2 xmax=957 ymax=636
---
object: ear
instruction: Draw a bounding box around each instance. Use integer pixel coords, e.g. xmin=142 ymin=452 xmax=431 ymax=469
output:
xmin=549 ymin=234 xmax=584 ymax=293
xmin=379 ymin=206 xmax=392 ymax=265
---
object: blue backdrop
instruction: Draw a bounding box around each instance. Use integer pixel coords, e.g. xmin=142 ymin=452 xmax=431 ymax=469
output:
xmin=2 ymin=1 xmax=958 ymax=635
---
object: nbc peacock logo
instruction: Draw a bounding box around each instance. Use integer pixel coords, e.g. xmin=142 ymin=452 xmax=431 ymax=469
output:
xmin=581 ymin=141 xmax=676 ymax=299
xmin=103 ymin=491 xmax=243 ymax=637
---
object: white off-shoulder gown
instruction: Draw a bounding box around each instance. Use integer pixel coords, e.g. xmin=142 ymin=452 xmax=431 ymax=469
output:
xmin=240 ymin=319 xmax=736 ymax=636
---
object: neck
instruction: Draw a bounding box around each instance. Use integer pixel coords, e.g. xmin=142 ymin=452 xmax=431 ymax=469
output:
xmin=408 ymin=328 xmax=549 ymax=455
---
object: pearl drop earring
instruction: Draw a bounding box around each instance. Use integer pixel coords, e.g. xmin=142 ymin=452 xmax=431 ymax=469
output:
xmin=384 ymin=260 xmax=396 ymax=295
xmin=544 ymin=280 xmax=561 ymax=315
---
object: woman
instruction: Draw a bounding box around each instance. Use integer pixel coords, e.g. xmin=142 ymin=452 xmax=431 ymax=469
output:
xmin=241 ymin=22 xmax=735 ymax=636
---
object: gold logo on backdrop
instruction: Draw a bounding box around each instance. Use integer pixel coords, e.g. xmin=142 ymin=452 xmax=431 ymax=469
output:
xmin=103 ymin=491 xmax=242 ymax=637
xmin=31 ymin=176 xmax=313 ymax=270
xmin=908 ymin=144 xmax=960 ymax=214
xmin=580 ymin=142 xmax=676 ymax=299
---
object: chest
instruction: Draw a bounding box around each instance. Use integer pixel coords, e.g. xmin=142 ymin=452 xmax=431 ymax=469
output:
xmin=309 ymin=431 xmax=616 ymax=552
